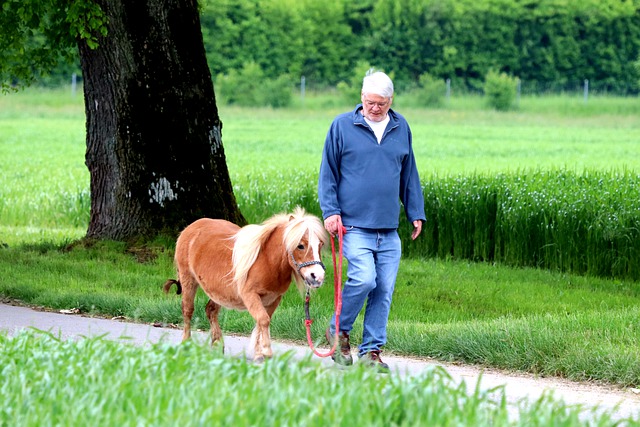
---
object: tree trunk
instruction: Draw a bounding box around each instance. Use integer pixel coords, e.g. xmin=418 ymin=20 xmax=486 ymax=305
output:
xmin=78 ymin=0 xmax=245 ymax=241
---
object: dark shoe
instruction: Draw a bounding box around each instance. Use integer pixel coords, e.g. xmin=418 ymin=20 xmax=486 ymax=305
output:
xmin=326 ymin=328 xmax=353 ymax=366
xmin=359 ymin=350 xmax=390 ymax=373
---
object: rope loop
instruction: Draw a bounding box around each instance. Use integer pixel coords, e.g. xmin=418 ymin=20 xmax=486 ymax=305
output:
xmin=304 ymin=226 xmax=345 ymax=357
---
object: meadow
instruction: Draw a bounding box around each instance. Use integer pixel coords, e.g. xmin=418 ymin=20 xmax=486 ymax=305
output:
xmin=1 ymin=88 xmax=640 ymax=425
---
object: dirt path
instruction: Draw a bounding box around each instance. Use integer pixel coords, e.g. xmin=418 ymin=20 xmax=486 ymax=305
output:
xmin=1 ymin=302 xmax=638 ymax=422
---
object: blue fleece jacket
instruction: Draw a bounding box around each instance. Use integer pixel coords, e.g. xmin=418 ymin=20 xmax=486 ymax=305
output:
xmin=318 ymin=104 xmax=426 ymax=229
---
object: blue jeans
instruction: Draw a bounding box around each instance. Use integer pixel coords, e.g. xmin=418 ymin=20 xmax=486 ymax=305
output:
xmin=329 ymin=227 xmax=401 ymax=356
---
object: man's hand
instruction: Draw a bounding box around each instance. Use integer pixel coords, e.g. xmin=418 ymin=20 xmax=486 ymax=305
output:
xmin=411 ymin=220 xmax=422 ymax=240
xmin=324 ymin=214 xmax=343 ymax=236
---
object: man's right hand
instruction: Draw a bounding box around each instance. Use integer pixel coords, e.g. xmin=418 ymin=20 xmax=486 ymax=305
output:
xmin=324 ymin=214 xmax=343 ymax=236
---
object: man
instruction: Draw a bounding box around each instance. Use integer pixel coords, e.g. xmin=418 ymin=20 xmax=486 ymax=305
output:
xmin=318 ymin=70 xmax=426 ymax=371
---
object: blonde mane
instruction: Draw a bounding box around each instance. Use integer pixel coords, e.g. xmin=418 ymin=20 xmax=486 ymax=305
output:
xmin=231 ymin=207 xmax=328 ymax=293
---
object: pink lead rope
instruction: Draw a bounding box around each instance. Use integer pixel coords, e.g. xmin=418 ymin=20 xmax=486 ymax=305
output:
xmin=304 ymin=225 xmax=345 ymax=357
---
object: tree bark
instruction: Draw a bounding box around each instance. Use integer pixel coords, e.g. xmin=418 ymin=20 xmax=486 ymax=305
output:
xmin=78 ymin=0 xmax=245 ymax=241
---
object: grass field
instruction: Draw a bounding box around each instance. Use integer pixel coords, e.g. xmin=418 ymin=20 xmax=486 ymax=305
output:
xmin=224 ymin=99 xmax=640 ymax=176
xmin=1 ymin=87 xmax=640 ymax=424
xmin=2 ymin=88 xmax=639 ymax=239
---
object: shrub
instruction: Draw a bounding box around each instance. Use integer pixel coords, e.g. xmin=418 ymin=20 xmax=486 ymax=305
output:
xmin=256 ymin=74 xmax=293 ymax=108
xmin=414 ymin=73 xmax=446 ymax=107
xmin=484 ymin=69 xmax=518 ymax=111
xmin=216 ymin=62 xmax=293 ymax=108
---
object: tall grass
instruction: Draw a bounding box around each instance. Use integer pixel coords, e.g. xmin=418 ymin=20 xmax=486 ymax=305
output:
xmin=0 ymin=330 xmax=633 ymax=427
xmin=415 ymin=169 xmax=640 ymax=280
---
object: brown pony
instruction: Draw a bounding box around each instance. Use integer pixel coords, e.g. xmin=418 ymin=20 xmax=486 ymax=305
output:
xmin=163 ymin=207 xmax=328 ymax=362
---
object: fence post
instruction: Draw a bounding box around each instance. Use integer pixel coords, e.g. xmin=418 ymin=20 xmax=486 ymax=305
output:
xmin=516 ymin=78 xmax=521 ymax=108
xmin=445 ymin=78 xmax=451 ymax=104
xmin=300 ymin=75 xmax=306 ymax=104
xmin=583 ymin=79 xmax=589 ymax=104
xmin=71 ymin=73 xmax=77 ymax=97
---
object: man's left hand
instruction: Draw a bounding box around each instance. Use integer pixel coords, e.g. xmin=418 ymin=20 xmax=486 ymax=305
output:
xmin=411 ymin=220 xmax=422 ymax=240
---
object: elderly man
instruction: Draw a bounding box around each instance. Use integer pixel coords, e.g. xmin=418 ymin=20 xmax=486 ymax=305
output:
xmin=318 ymin=70 xmax=426 ymax=371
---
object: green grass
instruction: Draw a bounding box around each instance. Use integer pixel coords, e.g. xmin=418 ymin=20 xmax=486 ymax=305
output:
xmin=2 ymin=240 xmax=640 ymax=389
xmin=0 ymin=114 xmax=87 ymax=234
xmin=2 ymin=87 xmax=640 ymax=396
xmin=3 ymin=330 xmax=630 ymax=427
xmin=221 ymin=101 xmax=640 ymax=176
xmin=1 ymin=89 xmax=638 ymax=234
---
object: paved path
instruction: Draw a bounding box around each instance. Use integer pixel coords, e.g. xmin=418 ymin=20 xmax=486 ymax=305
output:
xmin=1 ymin=302 xmax=638 ymax=422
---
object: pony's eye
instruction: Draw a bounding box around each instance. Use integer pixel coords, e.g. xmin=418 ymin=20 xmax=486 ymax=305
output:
xmin=297 ymin=244 xmax=305 ymax=250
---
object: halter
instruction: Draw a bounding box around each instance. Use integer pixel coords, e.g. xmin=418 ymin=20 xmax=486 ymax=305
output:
xmin=289 ymin=252 xmax=325 ymax=274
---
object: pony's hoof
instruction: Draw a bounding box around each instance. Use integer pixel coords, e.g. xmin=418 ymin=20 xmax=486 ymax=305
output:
xmin=253 ymin=356 xmax=265 ymax=364
xmin=211 ymin=340 xmax=224 ymax=353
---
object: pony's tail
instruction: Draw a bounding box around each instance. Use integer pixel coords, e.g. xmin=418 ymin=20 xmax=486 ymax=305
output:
xmin=163 ymin=279 xmax=182 ymax=295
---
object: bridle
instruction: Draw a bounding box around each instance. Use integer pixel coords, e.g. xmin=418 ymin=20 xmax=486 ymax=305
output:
xmin=289 ymin=252 xmax=326 ymax=275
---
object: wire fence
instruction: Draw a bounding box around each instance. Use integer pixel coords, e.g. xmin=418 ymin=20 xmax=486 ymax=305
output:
xmin=62 ymin=73 xmax=640 ymax=100
xmin=517 ymin=79 xmax=638 ymax=96
xmin=299 ymin=76 xmax=639 ymax=98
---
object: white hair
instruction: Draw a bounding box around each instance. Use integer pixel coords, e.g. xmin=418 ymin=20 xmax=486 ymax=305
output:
xmin=361 ymin=70 xmax=394 ymax=98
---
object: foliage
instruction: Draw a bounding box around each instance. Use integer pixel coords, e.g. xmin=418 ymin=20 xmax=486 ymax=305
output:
xmin=196 ymin=0 xmax=640 ymax=93
xmin=0 ymin=0 xmax=106 ymax=90
xmin=201 ymin=0 xmax=355 ymax=86
xmin=5 ymin=0 xmax=640 ymax=95
xmin=484 ymin=70 xmax=518 ymax=111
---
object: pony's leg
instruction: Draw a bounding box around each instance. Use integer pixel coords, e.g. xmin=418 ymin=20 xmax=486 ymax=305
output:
xmin=243 ymin=293 xmax=282 ymax=362
xmin=179 ymin=276 xmax=198 ymax=342
xmin=241 ymin=292 xmax=271 ymax=362
xmin=261 ymin=298 xmax=281 ymax=358
xmin=205 ymin=299 xmax=223 ymax=351
xmin=249 ymin=326 xmax=260 ymax=361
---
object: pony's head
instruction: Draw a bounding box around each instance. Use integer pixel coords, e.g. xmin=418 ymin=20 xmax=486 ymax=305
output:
xmin=283 ymin=207 xmax=329 ymax=291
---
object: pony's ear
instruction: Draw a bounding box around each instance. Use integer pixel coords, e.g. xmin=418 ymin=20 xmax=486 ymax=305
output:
xmin=289 ymin=214 xmax=295 ymax=221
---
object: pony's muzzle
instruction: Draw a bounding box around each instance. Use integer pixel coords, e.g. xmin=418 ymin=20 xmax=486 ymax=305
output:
xmin=302 ymin=264 xmax=325 ymax=289
xmin=293 ymin=258 xmax=325 ymax=288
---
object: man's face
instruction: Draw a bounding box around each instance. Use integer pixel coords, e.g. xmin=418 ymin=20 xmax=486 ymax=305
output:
xmin=361 ymin=93 xmax=392 ymax=122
